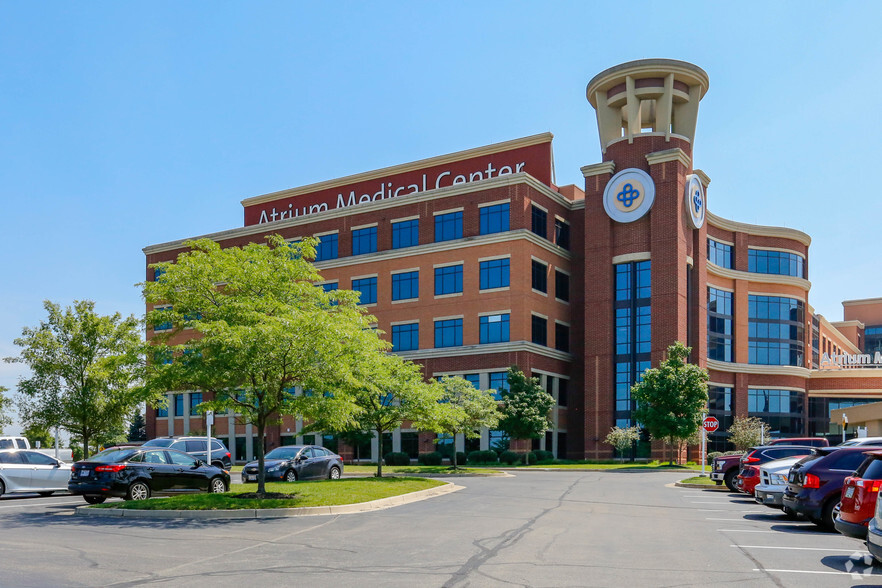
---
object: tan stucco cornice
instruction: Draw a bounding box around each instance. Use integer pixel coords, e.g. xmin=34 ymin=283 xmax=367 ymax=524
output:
xmin=580 ymin=161 xmax=615 ymax=178
xmin=396 ymin=340 xmax=574 ymax=363
xmin=144 ymin=172 xmax=573 ymax=255
xmin=843 ymin=297 xmax=882 ymax=307
xmin=645 ymin=148 xmax=691 ymax=168
xmin=810 ymin=369 xmax=882 ymax=380
xmin=707 ymin=359 xmax=810 ymax=378
xmin=817 ymin=315 xmax=862 ymax=353
xmin=707 ymin=211 xmax=811 ymax=246
xmin=693 ymin=169 xmax=711 ymax=187
xmin=706 ymin=262 xmax=812 ymax=291
xmin=831 ymin=320 xmax=865 ymax=329
xmin=241 ymin=133 xmax=554 ymax=207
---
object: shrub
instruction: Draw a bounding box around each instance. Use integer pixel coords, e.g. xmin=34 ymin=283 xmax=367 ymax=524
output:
xmin=383 ymin=452 xmax=411 ymax=466
xmin=467 ymin=450 xmax=499 ymax=464
xmin=453 ymin=451 xmax=467 ymax=466
xmin=533 ymin=450 xmax=554 ymax=463
xmin=418 ymin=451 xmax=443 ymax=466
xmin=499 ymin=450 xmax=522 ymax=465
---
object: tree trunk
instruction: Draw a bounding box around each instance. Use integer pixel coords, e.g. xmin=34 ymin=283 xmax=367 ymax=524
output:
xmin=451 ymin=438 xmax=458 ymax=470
xmin=375 ymin=428 xmax=383 ymax=478
xmin=83 ymin=431 xmax=90 ymax=459
xmin=256 ymin=419 xmax=266 ymax=496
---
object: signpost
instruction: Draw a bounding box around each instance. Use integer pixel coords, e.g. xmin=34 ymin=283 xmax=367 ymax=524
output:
xmin=701 ymin=416 xmax=720 ymax=477
xmin=206 ymin=411 xmax=214 ymax=468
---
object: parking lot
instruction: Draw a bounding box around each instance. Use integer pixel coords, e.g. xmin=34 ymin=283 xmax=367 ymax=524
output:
xmin=1 ymin=470 xmax=881 ymax=587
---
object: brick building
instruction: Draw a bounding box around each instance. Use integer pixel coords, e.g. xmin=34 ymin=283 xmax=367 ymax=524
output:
xmin=144 ymin=59 xmax=882 ymax=463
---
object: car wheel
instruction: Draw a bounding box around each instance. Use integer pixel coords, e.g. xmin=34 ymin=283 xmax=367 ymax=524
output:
xmin=210 ymin=477 xmax=227 ymax=493
xmin=328 ymin=466 xmax=341 ymax=480
xmin=38 ymin=491 xmax=54 ymax=497
xmin=819 ymin=499 xmax=838 ymax=530
xmin=126 ymin=481 xmax=151 ymax=501
xmin=0 ymin=479 xmax=5 ymax=497
xmin=284 ymin=469 xmax=297 ymax=482
xmin=724 ymin=470 xmax=738 ymax=492
xmin=84 ymin=495 xmax=106 ymax=504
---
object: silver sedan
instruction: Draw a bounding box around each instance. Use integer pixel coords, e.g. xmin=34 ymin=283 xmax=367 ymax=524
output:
xmin=0 ymin=449 xmax=70 ymax=497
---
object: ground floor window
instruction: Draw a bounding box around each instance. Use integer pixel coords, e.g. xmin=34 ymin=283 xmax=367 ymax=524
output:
xmin=401 ymin=432 xmax=419 ymax=458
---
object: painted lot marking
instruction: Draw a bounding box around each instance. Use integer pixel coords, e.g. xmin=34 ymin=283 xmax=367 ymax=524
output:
xmin=0 ymin=499 xmax=82 ymax=510
xmin=734 ymin=545 xmax=870 ymax=553
xmin=754 ymin=568 xmax=881 ymax=576
xmin=718 ymin=528 xmax=831 ymax=535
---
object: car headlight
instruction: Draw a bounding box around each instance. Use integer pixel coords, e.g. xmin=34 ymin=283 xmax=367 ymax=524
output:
xmin=266 ymin=465 xmax=281 ymax=472
xmin=774 ymin=473 xmax=788 ymax=485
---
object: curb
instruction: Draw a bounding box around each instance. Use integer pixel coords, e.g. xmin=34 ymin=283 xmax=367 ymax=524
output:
xmin=75 ymin=480 xmax=463 ymax=520
xmin=673 ymin=481 xmax=728 ymax=490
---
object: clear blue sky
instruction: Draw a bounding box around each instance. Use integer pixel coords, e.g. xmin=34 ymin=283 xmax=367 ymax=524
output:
xmin=2 ymin=2 xmax=881 ymax=434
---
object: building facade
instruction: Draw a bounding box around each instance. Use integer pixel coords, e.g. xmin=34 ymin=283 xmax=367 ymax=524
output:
xmin=144 ymin=59 xmax=882 ymax=462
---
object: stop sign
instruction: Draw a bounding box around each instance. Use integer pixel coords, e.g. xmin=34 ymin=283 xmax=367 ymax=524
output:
xmin=703 ymin=416 xmax=720 ymax=433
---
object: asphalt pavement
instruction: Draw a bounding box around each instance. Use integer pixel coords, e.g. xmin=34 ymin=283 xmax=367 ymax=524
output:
xmin=1 ymin=471 xmax=880 ymax=587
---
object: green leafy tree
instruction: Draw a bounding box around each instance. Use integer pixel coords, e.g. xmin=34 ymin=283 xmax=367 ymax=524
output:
xmin=336 ymin=352 xmax=443 ymax=477
xmin=5 ymin=300 xmax=149 ymax=458
xmin=420 ymin=376 xmax=500 ymax=470
xmin=0 ymin=387 xmax=12 ymax=434
xmin=604 ymin=425 xmax=641 ymax=463
xmin=497 ymin=367 xmax=554 ymax=465
xmin=141 ymin=236 xmax=385 ymax=496
xmin=128 ymin=411 xmax=147 ymax=442
xmin=727 ymin=416 xmax=771 ymax=451
xmin=22 ymin=423 xmax=54 ymax=449
xmin=632 ymin=342 xmax=709 ymax=464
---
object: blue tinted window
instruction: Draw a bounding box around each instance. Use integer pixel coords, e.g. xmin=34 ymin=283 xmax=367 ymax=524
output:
xmin=480 ymin=259 xmax=510 ymax=290
xmin=434 ymin=265 xmax=463 ymax=295
xmin=489 ymin=372 xmax=509 ymax=401
xmin=392 ymin=219 xmax=419 ymax=249
xmin=748 ymin=294 xmax=805 ymax=366
xmin=315 ymin=233 xmax=338 ymax=261
xmin=435 ymin=212 xmax=463 ymax=242
xmin=154 ymin=306 xmax=172 ymax=331
xmin=434 ymin=318 xmax=463 ymax=348
xmin=531 ymin=205 xmax=547 ymax=238
xmin=190 ymin=393 xmax=202 ymax=416
xmin=531 ymin=260 xmax=547 ymax=292
xmin=352 ymin=277 xmax=377 ymax=305
xmin=174 ymin=394 xmax=184 ymax=417
xmin=480 ymin=314 xmax=510 ymax=344
xmin=321 ymin=282 xmax=337 ymax=292
xmin=352 ymin=227 xmax=377 ymax=255
xmin=464 ymin=374 xmax=480 ymax=389
xmin=748 ymin=249 xmax=805 ymax=278
xmin=156 ymin=402 xmax=168 ymax=418
xmin=708 ymin=287 xmax=733 ymax=362
xmin=707 ymin=239 xmax=733 ymax=269
xmin=480 ymin=203 xmax=510 ymax=235
xmin=153 ymin=267 xmax=166 ymax=281
xmin=391 ymin=323 xmax=419 ymax=351
xmin=391 ymin=271 xmax=419 ymax=301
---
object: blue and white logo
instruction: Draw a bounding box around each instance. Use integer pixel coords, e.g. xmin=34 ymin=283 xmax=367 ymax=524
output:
xmin=603 ymin=168 xmax=655 ymax=223
xmin=685 ymin=175 xmax=705 ymax=229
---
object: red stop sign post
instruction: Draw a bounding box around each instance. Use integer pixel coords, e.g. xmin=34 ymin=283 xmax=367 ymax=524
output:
xmin=703 ymin=416 xmax=720 ymax=433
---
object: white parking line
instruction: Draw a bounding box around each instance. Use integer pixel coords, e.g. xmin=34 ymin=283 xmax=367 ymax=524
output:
xmin=718 ymin=528 xmax=833 ymax=535
xmin=735 ymin=545 xmax=870 ymax=553
xmin=0 ymin=499 xmax=82 ymax=509
xmin=691 ymin=501 xmax=731 ymax=504
xmin=755 ymin=569 xmax=880 ymax=576
xmin=706 ymin=518 xmax=751 ymax=521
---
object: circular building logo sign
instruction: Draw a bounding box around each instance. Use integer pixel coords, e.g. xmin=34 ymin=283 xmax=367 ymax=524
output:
xmin=685 ymin=174 xmax=706 ymax=229
xmin=603 ymin=168 xmax=655 ymax=223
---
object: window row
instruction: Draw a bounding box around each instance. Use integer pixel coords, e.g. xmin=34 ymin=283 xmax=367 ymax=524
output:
xmin=706 ymin=238 xmax=806 ymax=279
xmin=391 ymin=315 xmax=571 ymax=352
xmin=156 ymin=392 xmax=204 ymax=418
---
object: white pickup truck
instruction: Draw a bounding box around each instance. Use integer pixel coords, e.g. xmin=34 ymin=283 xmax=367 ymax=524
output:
xmin=0 ymin=436 xmax=73 ymax=462
xmin=754 ymin=456 xmax=804 ymax=517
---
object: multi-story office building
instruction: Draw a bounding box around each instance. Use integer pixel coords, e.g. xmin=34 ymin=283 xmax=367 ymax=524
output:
xmin=144 ymin=59 xmax=882 ymax=462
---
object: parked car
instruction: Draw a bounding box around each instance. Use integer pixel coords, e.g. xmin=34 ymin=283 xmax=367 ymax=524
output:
xmin=840 ymin=437 xmax=882 ymax=447
xmin=766 ymin=437 xmax=829 ymax=448
xmin=0 ymin=449 xmax=69 ymax=497
xmin=141 ymin=436 xmax=232 ymax=469
xmin=0 ymin=436 xmax=30 ymax=450
xmin=754 ymin=456 xmax=804 ymax=516
xmin=68 ymin=447 xmax=230 ymax=504
xmin=735 ymin=445 xmax=812 ymax=494
xmin=784 ymin=446 xmax=882 ymax=528
xmin=868 ymin=495 xmax=882 ymax=563
xmin=711 ymin=454 xmax=744 ymax=491
xmin=241 ymin=445 xmax=343 ymax=483
xmin=834 ymin=450 xmax=882 ymax=540
xmin=736 ymin=465 xmax=761 ymax=495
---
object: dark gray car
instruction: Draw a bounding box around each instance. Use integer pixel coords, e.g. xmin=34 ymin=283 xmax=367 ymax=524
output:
xmin=242 ymin=445 xmax=343 ymax=483
xmin=141 ymin=437 xmax=232 ymax=469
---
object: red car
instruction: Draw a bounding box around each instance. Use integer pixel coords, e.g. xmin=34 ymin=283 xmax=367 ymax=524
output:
xmin=834 ymin=450 xmax=882 ymax=540
xmin=737 ymin=465 xmax=761 ymax=495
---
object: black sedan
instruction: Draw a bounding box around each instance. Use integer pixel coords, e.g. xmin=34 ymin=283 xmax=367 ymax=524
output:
xmin=69 ymin=447 xmax=230 ymax=504
xmin=241 ymin=445 xmax=343 ymax=483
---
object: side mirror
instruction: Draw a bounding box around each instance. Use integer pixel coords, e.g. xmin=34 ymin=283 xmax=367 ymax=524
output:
xmin=194 ymin=460 xmax=204 ymax=467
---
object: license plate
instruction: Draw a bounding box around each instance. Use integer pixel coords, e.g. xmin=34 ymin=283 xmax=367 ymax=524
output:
xmin=246 ymin=475 xmax=256 ymax=481
xmin=79 ymin=469 xmax=90 ymax=477
xmin=845 ymin=486 xmax=855 ymax=499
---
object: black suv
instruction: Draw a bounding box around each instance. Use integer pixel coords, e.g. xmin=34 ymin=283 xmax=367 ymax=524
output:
xmin=141 ymin=437 xmax=232 ymax=469
xmin=783 ymin=446 xmax=882 ymax=528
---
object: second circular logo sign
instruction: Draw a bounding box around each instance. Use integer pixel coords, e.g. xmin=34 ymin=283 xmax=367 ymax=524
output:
xmin=603 ymin=168 xmax=656 ymax=223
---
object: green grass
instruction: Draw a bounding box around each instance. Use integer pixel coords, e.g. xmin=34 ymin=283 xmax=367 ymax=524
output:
xmin=679 ymin=475 xmax=717 ymax=485
xmin=92 ymin=477 xmax=445 ymax=510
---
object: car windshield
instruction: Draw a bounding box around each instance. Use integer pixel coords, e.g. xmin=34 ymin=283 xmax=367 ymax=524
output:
xmin=142 ymin=438 xmax=175 ymax=448
xmin=86 ymin=449 xmax=138 ymax=463
xmin=265 ymin=447 xmax=300 ymax=460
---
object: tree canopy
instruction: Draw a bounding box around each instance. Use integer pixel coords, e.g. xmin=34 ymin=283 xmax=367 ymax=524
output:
xmin=497 ymin=367 xmax=554 ymax=464
xmin=422 ymin=376 xmax=500 ymax=469
xmin=141 ymin=235 xmax=390 ymax=494
xmin=727 ymin=416 xmax=771 ymax=451
xmin=5 ymin=300 xmax=148 ymax=458
xmin=631 ymin=341 xmax=709 ymax=464
xmin=0 ymin=387 xmax=12 ymax=434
